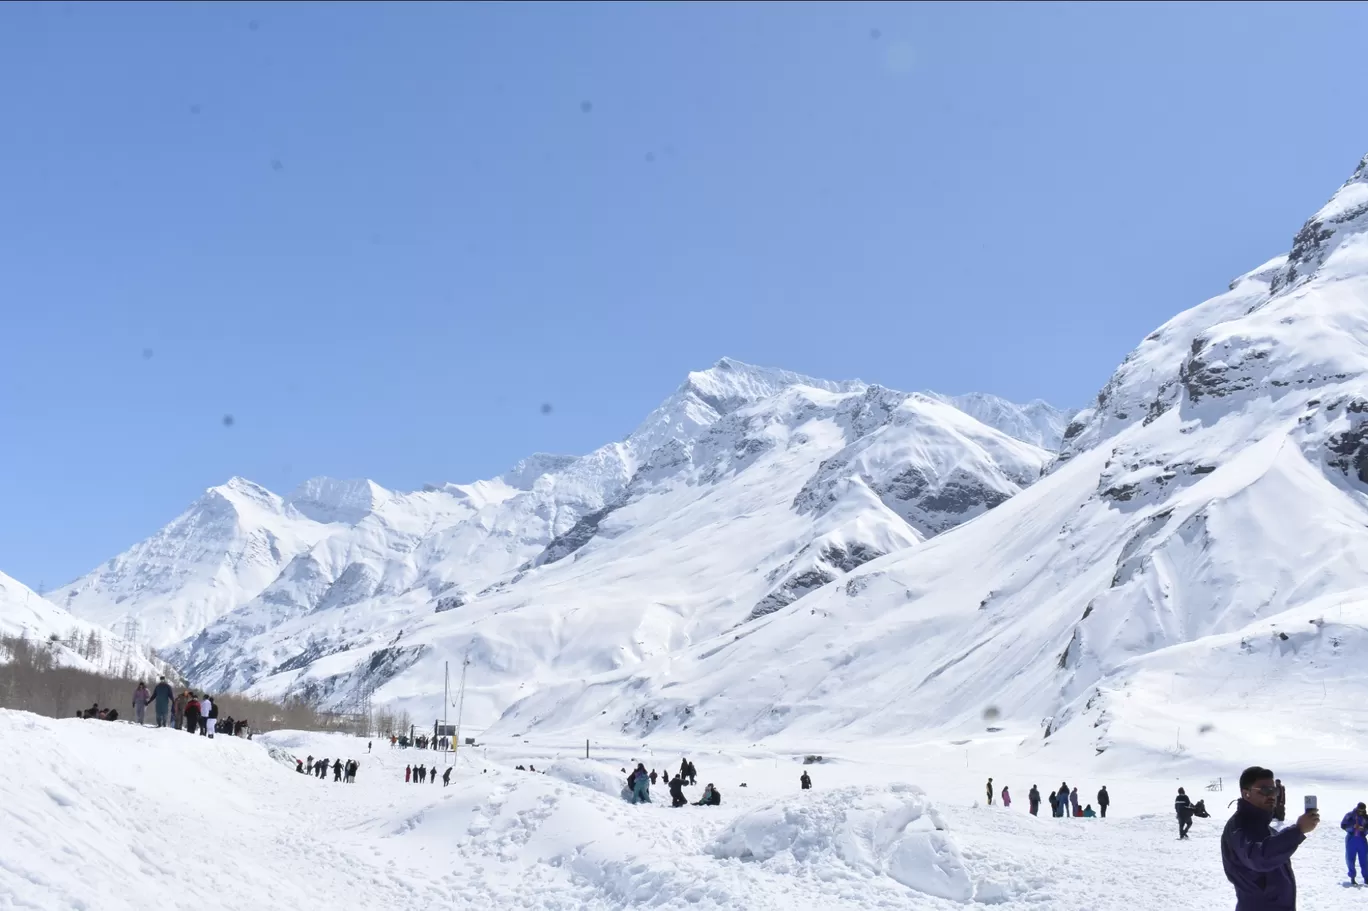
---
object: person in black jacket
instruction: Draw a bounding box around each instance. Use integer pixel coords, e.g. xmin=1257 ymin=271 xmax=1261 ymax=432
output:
xmin=801 ymin=771 xmax=812 ymax=790
xmin=669 ymin=775 xmax=687 ymax=807
xmin=1175 ymin=788 xmax=1193 ymax=839
xmin=1028 ymin=785 xmax=1041 ymax=816
xmin=1222 ymin=766 xmax=1318 ymax=910
xmin=1098 ymin=786 xmax=1110 ymax=819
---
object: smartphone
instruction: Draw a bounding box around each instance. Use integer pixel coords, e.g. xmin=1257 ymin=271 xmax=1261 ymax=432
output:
xmin=1305 ymin=795 xmax=1318 ymax=812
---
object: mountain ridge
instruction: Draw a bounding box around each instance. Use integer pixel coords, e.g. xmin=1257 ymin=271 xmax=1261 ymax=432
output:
xmin=41 ymin=362 xmax=1062 ymax=720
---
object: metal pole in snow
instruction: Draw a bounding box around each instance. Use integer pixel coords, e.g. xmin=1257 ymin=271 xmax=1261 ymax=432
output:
xmin=585 ymin=738 xmax=589 ymax=760
xmin=453 ymin=647 xmax=470 ymax=769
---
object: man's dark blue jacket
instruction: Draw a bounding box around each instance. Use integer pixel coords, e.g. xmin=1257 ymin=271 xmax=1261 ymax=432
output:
xmin=1222 ymin=798 xmax=1306 ymax=910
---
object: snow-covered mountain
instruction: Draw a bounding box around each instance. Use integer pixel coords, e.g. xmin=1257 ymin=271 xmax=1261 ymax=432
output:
xmin=54 ymin=359 xmax=1056 ymax=722
xmin=52 ymin=478 xmax=335 ymax=648
xmin=0 ymin=571 xmax=165 ymax=678
xmin=930 ymin=393 xmax=1072 ymax=451
xmin=499 ymin=153 xmax=1368 ymax=759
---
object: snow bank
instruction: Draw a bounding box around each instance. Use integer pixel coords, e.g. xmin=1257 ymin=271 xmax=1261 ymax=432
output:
xmin=709 ymin=783 xmax=973 ymax=902
xmin=542 ymin=758 xmax=630 ymax=799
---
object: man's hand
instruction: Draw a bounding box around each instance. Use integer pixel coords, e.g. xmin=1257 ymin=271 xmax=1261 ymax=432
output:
xmin=1296 ymin=809 xmax=1320 ymax=835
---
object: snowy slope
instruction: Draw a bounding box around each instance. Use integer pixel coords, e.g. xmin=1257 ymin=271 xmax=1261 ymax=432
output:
xmin=2 ymin=710 xmax=1363 ymax=911
xmin=0 ymin=571 xmax=163 ymax=677
xmin=79 ymin=362 xmax=1051 ymax=720
xmin=499 ymin=153 xmax=1368 ymax=759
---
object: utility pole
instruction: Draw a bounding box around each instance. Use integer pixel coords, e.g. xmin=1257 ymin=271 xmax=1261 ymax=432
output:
xmin=453 ymin=648 xmax=470 ymax=769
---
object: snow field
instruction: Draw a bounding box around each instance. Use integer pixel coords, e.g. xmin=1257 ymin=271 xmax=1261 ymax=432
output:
xmin=5 ymin=711 xmax=1366 ymax=910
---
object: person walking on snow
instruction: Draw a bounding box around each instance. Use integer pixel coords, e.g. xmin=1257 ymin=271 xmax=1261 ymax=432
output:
xmin=669 ymin=775 xmax=687 ymax=808
xmin=986 ymin=778 xmax=994 ymax=805
xmin=1058 ymin=782 xmax=1070 ymax=818
xmin=184 ymin=694 xmax=201 ymax=735
xmin=132 ymin=682 xmax=150 ymax=725
xmin=1070 ymin=787 xmax=1080 ymax=817
xmin=152 ymin=677 xmax=174 ymax=728
xmin=632 ymin=763 xmax=651 ymax=804
xmin=1342 ymin=802 xmax=1368 ymax=884
xmin=801 ymin=771 xmax=812 ymax=790
xmin=1029 ymin=785 xmax=1041 ymax=816
xmin=1098 ymin=786 xmax=1110 ymax=819
xmin=1176 ymin=787 xmax=1194 ymax=839
xmin=1002 ymin=786 xmax=1011 ymax=808
xmin=174 ymin=689 xmax=189 ymax=730
xmin=443 ymin=767 xmax=452 ymax=787
xmin=198 ymin=695 xmax=214 ymax=736
xmin=333 ymin=759 xmax=343 ymax=782
xmin=1222 ymin=766 xmax=1318 ymax=909
xmin=405 ymin=765 xmax=411 ymax=783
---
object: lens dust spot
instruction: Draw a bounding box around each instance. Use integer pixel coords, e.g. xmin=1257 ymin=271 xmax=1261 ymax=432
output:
xmin=540 ymin=403 xmax=553 ymax=415
xmin=271 ymin=158 xmax=284 ymax=172
xmin=579 ymin=100 xmax=593 ymax=114
xmin=248 ymin=19 xmax=260 ymax=32
xmin=870 ymin=28 xmax=882 ymax=40
xmin=645 ymin=151 xmax=656 ymax=164
xmin=141 ymin=348 xmax=154 ymax=360
xmin=982 ymin=706 xmax=1000 ymax=722
xmin=222 ymin=414 xmax=235 ymax=427
xmin=190 ymin=104 xmax=202 ymax=115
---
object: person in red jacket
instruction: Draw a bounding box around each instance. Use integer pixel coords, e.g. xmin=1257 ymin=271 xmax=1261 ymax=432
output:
xmin=405 ymin=765 xmax=411 ymax=783
xmin=183 ymin=694 xmax=202 ymax=735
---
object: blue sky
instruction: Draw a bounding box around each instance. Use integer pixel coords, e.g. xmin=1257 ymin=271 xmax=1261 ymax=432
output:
xmin=2 ymin=1 xmax=1367 ymax=589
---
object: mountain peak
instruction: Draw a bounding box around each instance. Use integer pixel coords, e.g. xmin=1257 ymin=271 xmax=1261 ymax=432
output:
xmin=285 ymin=477 xmax=390 ymax=525
xmin=201 ymin=477 xmax=284 ymax=514
xmin=501 ymin=453 xmax=579 ymax=490
xmin=679 ymin=358 xmax=862 ymax=416
xmin=925 ymin=392 xmax=1073 ymax=451
xmin=1272 ymin=152 xmax=1368 ymax=294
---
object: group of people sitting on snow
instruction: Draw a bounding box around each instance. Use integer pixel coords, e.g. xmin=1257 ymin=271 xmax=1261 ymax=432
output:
xmin=296 ymin=755 xmax=361 ymax=782
xmin=404 ymin=763 xmax=452 ymax=786
xmin=623 ymin=758 xmax=718 ymax=807
xmin=987 ymin=778 xmax=1114 ymax=819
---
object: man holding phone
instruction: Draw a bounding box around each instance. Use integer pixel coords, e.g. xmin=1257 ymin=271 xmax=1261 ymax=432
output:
xmin=1222 ymin=766 xmax=1319 ymax=909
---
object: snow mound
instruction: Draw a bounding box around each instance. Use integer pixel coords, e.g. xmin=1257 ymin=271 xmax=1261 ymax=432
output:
xmin=708 ymin=783 xmax=973 ymax=902
xmin=542 ymin=758 xmax=630 ymax=799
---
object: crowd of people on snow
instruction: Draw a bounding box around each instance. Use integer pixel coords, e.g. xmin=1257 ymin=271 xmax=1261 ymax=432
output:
xmin=296 ymin=754 xmax=363 ymax=783
xmin=985 ymin=777 xmax=1115 ymax=820
xmin=620 ymin=758 xmax=722 ymax=807
xmin=78 ymin=676 xmax=251 ymax=738
xmin=404 ymin=763 xmax=453 ymax=786
xmin=388 ymin=733 xmax=461 ymax=751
